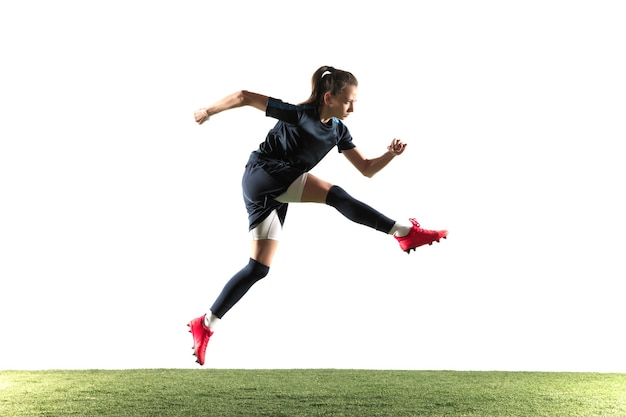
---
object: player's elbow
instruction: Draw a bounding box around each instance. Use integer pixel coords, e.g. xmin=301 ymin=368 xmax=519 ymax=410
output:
xmin=234 ymin=90 xmax=248 ymax=106
xmin=231 ymin=90 xmax=260 ymax=108
xmin=359 ymin=161 xmax=377 ymax=178
xmin=360 ymin=166 xmax=377 ymax=178
xmin=239 ymin=90 xmax=267 ymax=112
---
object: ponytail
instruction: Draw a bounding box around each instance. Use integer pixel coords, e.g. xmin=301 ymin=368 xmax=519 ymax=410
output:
xmin=301 ymin=66 xmax=358 ymax=107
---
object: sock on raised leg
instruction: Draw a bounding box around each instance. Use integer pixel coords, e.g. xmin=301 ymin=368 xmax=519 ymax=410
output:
xmin=389 ymin=221 xmax=412 ymax=237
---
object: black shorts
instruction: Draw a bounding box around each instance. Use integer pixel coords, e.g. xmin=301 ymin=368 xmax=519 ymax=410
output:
xmin=242 ymin=152 xmax=305 ymax=231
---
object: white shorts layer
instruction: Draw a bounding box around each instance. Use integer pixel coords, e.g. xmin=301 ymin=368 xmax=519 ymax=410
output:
xmin=250 ymin=173 xmax=308 ymax=241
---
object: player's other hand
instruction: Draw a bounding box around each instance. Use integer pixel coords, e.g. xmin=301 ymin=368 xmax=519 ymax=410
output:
xmin=194 ymin=108 xmax=210 ymax=125
xmin=387 ymin=138 xmax=407 ymax=156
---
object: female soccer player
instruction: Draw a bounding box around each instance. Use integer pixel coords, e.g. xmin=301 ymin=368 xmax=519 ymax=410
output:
xmin=188 ymin=66 xmax=447 ymax=365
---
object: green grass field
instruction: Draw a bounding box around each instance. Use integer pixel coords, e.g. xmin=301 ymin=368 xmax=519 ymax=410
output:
xmin=1 ymin=369 xmax=625 ymax=416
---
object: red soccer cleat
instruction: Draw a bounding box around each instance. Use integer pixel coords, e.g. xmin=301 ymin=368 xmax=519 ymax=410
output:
xmin=187 ymin=314 xmax=214 ymax=366
xmin=395 ymin=218 xmax=447 ymax=254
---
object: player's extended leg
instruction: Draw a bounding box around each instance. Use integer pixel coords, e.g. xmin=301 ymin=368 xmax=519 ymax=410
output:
xmin=301 ymin=174 xmax=447 ymax=253
xmin=300 ymin=174 xmax=395 ymax=231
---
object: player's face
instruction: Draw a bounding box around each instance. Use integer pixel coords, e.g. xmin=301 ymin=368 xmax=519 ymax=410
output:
xmin=327 ymin=85 xmax=358 ymax=120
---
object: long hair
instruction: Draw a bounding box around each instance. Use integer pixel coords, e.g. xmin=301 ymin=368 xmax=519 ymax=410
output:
xmin=301 ymin=66 xmax=358 ymax=107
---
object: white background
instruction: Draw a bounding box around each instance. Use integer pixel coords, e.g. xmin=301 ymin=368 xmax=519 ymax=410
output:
xmin=1 ymin=1 xmax=625 ymax=372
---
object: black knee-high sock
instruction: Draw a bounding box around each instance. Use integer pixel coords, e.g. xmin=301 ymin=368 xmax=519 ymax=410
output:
xmin=210 ymin=258 xmax=269 ymax=319
xmin=325 ymin=185 xmax=395 ymax=233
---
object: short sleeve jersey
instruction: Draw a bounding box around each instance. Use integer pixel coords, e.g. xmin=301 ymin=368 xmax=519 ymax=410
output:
xmin=255 ymin=97 xmax=356 ymax=172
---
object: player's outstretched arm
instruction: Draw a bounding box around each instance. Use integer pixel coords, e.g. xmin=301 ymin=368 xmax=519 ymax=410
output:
xmin=194 ymin=90 xmax=269 ymax=125
xmin=342 ymin=138 xmax=407 ymax=178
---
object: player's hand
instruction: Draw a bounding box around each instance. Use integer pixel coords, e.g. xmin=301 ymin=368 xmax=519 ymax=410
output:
xmin=194 ymin=108 xmax=210 ymax=125
xmin=387 ymin=138 xmax=407 ymax=156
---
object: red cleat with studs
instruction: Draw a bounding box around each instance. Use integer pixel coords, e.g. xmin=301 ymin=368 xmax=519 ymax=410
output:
xmin=187 ymin=314 xmax=214 ymax=366
xmin=395 ymin=218 xmax=448 ymax=254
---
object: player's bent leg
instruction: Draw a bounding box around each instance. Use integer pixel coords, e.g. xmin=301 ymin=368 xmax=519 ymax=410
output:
xmin=187 ymin=214 xmax=281 ymax=366
xmin=188 ymin=255 xmax=272 ymax=366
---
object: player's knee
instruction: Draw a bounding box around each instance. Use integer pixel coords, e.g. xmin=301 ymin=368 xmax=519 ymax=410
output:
xmin=248 ymin=258 xmax=270 ymax=280
xmin=325 ymin=185 xmax=348 ymax=206
xmin=302 ymin=174 xmax=333 ymax=203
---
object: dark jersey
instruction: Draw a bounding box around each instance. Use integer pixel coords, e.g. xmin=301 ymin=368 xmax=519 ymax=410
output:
xmin=254 ymin=97 xmax=356 ymax=171
xmin=242 ymin=97 xmax=356 ymax=230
